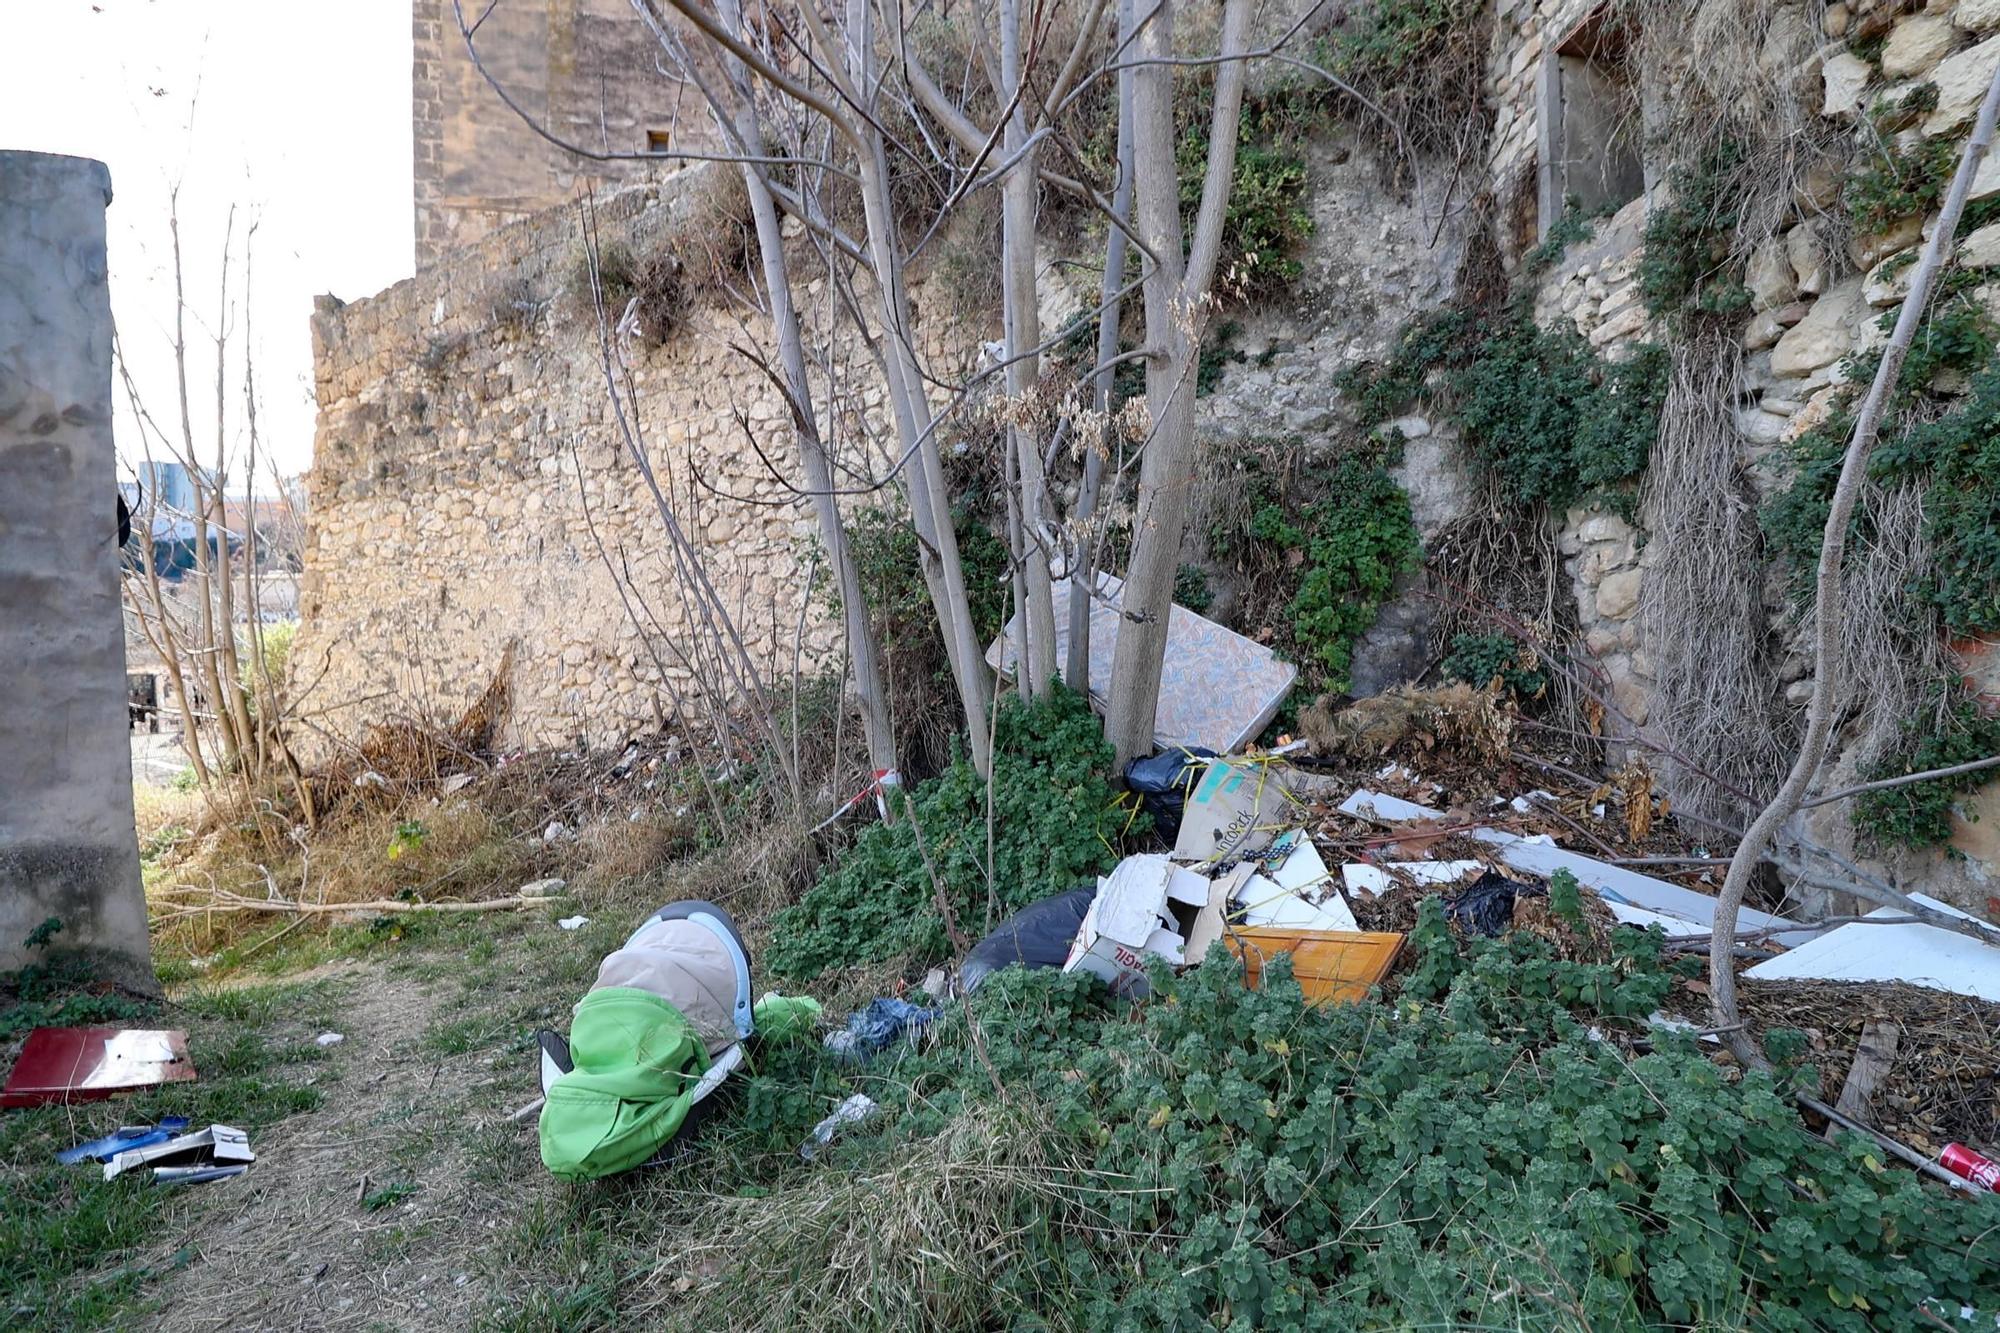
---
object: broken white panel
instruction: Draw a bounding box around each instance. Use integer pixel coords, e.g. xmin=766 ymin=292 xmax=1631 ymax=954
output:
xmin=1606 ymin=902 xmax=1708 ymax=938
xmin=1266 ymin=836 xmax=1334 ymax=899
xmin=1743 ymin=895 xmax=2000 ymax=1002
xmin=1236 ymin=873 xmax=1359 ymax=931
xmin=1341 ymin=860 xmax=1483 ymax=898
xmin=985 ymin=573 xmax=1296 ymax=754
xmin=1338 ymin=790 xmax=1813 ymax=946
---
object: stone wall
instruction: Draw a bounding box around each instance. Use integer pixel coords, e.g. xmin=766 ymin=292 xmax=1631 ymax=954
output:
xmin=1493 ymin=0 xmax=2000 ymax=906
xmin=297 ymin=166 xmax=973 ymax=752
xmin=0 ymin=152 xmax=153 ymax=989
xmin=413 ymin=0 xmax=724 ymax=265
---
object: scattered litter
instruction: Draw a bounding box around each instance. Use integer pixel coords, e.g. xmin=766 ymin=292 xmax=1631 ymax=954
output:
xmin=558 ymin=915 xmax=591 ymax=931
xmin=800 ymin=1093 xmax=877 ymax=1160
xmin=1743 ymin=894 xmax=2000 ymax=1001
xmin=962 ymin=885 xmax=1095 ymax=992
xmin=1509 ymin=790 xmax=1558 ymax=814
xmin=103 ymin=1123 xmax=253 ymax=1183
xmin=1338 ymin=790 xmax=1811 ymax=945
xmin=314 ymin=1032 xmax=345 ymax=1048
xmin=354 ymin=769 xmax=389 ymax=789
xmin=1342 ymin=861 xmax=1482 ymax=897
xmin=440 ymin=773 xmax=475 ymax=796
xmin=1124 ymin=746 xmax=1220 ymax=842
xmin=1940 ymin=1143 xmax=1999 ymax=1192
xmin=823 ymin=998 xmax=934 ymax=1062
xmin=518 ymin=877 xmax=567 ymax=897
xmin=986 ymin=573 xmax=1296 ymax=753
xmin=542 ymin=821 xmax=572 ymax=844
xmin=59 ymin=1117 xmax=191 ymax=1165
xmin=921 ymin=967 xmax=952 ymax=1000
xmin=1226 ymin=928 xmax=1404 ymax=1006
xmin=1448 ymin=870 xmax=1541 ymax=937
xmin=1 ymin=1028 xmax=196 ymax=1108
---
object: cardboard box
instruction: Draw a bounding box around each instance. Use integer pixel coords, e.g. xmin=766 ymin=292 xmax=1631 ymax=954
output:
xmin=1064 ymin=854 xmax=1213 ymax=997
xmin=1173 ymin=761 xmax=1296 ymax=865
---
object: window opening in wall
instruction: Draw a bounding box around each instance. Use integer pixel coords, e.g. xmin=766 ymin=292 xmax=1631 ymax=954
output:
xmin=645 ymin=129 xmax=674 ymax=154
xmin=1536 ymin=5 xmax=1644 ymax=239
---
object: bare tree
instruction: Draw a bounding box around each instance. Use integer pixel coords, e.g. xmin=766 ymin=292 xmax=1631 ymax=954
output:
xmin=1707 ymin=65 xmax=2000 ymax=1064
xmin=1103 ymin=0 xmax=1255 ymax=767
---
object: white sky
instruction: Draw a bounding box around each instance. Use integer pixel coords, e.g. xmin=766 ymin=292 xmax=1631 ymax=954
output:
xmin=3 ymin=0 xmax=413 ymax=479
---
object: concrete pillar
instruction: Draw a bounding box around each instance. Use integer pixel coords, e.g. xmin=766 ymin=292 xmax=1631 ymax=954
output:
xmin=0 ymin=151 xmax=154 ymax=991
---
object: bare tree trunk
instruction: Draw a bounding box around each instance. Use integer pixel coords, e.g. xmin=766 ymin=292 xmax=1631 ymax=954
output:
xmin=1068 ymin=0 xmax=1138 ymax=691
xmin=209 ymin=215 xmax=256 ymax=772
xmin=1104 ymin=0 xmax=1253 ymax=767
xmin=705 ymin=0 xmax=902 ymax=809
xmin=169 ymin=201 xmax=239 ymax=767
xmin=831 ymin=0 xmax=994 ymax=776
xmin=1708 ymin=66 xmax=2000 ymax=1064
xmin=1001 ymin=0 xmax=1057 ymax=697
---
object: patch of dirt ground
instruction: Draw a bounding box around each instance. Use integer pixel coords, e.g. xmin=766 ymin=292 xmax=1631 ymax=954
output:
xmin=141 ymin=960 xmax=548 ymax=1331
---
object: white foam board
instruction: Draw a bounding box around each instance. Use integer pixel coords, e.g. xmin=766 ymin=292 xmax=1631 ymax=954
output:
xmin=1743 ymin=894 xmax=2000 ymax=1001
xmin=1341 ymin=860 xmax=1483 ymax=898
xmin=1237 ymin=873 xmax=1359 ymax=931
xmin=1338 ymin=789 xmax=1813 ymax=946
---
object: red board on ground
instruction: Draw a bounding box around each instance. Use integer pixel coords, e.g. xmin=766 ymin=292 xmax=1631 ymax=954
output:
xmin=0 ymin=1028 xmax=195 ymax=1108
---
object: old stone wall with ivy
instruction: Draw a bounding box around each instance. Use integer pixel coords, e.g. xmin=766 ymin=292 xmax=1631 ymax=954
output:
xmin=1496 ymin=0 xmax=2000 ymax=908
xmin=294 ymin=166 xmax=980 ymax=751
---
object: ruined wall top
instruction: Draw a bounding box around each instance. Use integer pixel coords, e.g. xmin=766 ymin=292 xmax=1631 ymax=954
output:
xmin=412 ymin=0 xmax=725 ymax=266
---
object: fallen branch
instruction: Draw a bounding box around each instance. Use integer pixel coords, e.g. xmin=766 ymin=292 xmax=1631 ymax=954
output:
xmin=152 ymin=886 xmax=561 ymax=917
xmin=1799 ymin=753 xmax=2000 ymax=810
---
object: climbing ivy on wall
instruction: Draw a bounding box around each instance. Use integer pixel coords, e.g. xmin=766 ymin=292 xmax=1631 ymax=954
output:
xmin=1206 ymin=442 xmax=1421 ymax=695
xmin=1340 ymin=310 xmax=1668 ymax=515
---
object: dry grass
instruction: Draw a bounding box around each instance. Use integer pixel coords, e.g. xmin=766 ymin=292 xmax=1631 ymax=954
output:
xmin=1641 ymin=332 xmax=1793 ymax=822
xmin=633 ymin=1105 xmax=1070 ymax=1332
xmin=1299 ymin=682 xmax=1514 ymax=765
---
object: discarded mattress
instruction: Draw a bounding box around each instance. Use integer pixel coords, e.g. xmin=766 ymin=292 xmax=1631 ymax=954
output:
xmin=1338 ymin=790 xmax=1812 ymax=946
xmin=1743 ymin=894 xmax=2000 ymax=1001
xmin=985 ymin=572 xmax=1296 ymax=754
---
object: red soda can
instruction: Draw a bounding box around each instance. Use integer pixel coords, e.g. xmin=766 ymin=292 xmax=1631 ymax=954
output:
xmin=1939 ymin=1143 xmax=2000 ymax=1192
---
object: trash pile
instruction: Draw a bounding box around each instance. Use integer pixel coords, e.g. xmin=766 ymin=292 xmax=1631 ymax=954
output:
xmin=952 ymin=742 xmax=2000 ymax=1177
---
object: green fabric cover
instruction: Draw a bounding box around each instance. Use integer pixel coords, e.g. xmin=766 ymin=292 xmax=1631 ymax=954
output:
xmin=751 ymin=993 xmax=822 ymax=1042
xmin=539 ymin=986 xmax=709 ymax=1182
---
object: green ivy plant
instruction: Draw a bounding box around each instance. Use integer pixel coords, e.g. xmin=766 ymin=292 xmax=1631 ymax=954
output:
xmin=1854 ymin=697 xmax=2000 ymax=850
xmin=1639 ymin=141 xmax=1751 ymax=318
xmin=764 ymin=686 xmax=1136 ymax=978
xmin=1441 ymin=631 xmax=1548 ymax=699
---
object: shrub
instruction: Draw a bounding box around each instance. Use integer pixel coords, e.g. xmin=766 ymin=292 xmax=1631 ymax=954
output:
xmin=1452 ymin=320 xmax=1668 ymax=513
xmin=1175 ymin=99 xmax=1316 ymax=297
xmin=763 ymin=686 xmax=1136 ymax=978
xmin=1441 ymin=631 xmax=1547 ymax=698
xmin=828 ymin=906 xmax=2000 ymax=1329
xmin=1639 ymin=141 xmax=1751 ymax=318
xmin=1854 ymin=697 xmax=2000 ymax=850
xmin=1288 ymin=458 xmax=1423 ymax=690
xmin=1846 ymin=133 xmax=1958 ymax=235
xmin=1206 ymin=443 xmax=1422 ymax=693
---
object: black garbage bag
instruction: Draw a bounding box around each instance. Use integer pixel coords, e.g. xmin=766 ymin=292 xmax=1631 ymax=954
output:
xmin=1447 ymin=870 xmax=1541 ymax=937
xmin=961 ymin=885 xmax=1096 ymax=992
xmin=1123 ymin=746 xmax=1220 ymax=842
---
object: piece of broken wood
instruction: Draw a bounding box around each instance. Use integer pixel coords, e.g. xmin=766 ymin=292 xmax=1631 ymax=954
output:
xmin=152 ymin=887 xmax=560 ymax=918
xmin=1828 ymin=1019 xmax=1900 ymax=1140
